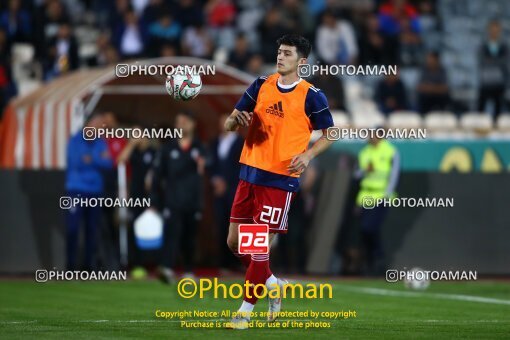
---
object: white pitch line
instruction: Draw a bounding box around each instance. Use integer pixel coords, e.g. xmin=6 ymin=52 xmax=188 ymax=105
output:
xmin=341 ymin=286 xmax=510 ymax=306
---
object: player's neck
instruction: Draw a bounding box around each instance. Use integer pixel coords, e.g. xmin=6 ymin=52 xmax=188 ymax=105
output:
xmin=278 ymin=72 xmax=300 ymax=86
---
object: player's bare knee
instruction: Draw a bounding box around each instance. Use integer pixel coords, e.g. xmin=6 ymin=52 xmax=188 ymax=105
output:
xmin=226 ymin=223 xmax=239 ymax=251
xmin=226 ymin=236 xmax=237 ymax=252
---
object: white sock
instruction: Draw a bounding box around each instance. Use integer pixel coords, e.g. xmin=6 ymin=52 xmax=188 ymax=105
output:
xmin=239 ymin=301 xmax=254 ymax=313
xmin=265 ymin=274 xmax=278 ymax=290
xmin=238 ymin=301 xmax=254 ymax=318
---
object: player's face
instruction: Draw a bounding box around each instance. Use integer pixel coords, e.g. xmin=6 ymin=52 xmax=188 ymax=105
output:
xmin=276 ymin=45 xmax=306 ymax=76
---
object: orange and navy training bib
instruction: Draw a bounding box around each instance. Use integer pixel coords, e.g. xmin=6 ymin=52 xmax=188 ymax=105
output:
xmin=234 ymin=74 xmax=333 ymax=192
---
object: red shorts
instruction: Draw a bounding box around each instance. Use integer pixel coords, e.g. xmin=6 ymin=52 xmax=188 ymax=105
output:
xmin=230 ymin=179 xmax=296 ymax=234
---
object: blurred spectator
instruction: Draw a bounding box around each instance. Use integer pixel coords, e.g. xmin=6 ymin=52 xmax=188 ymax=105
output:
xmin=276 ymin=160 xmax=318 ymax=274
xmin=227 ymin=33 xmax=253 ymax=71
xmin=358 ymin=13 xmax=386 ymax=65
xmin=0 ymin=28 xmax=15 ymax=118
xmin=378 ymin=0 xmax=421 ymax=65
xmin=278 ymin=0 xmax=313 ymax=38
xmin=375 ymin=73 xmax=408 ymax=114
xmin=316 ymin=11 xmax=358 ymax=65
xmin=175 ymin=0 xmax=204 ymax=29
xmin=355 ymin=133 xmax=400 ymax=275
xmin=246 ymin=54 xmax=264 ymax=76
xmin=101 ymin=112 xmax=128 ymax=271
xmin=478 ymin=20 xmax=508 ymax=119
xmin=147 ymin=13 xmax=181 ymax=57
xmin=118 ymin=128 xmax=156 ymax=220
xmin=65 ymin=113 xmax=113 ymax=271
xmin=416 ymin=0 xmax=438 ymax=33
xmin=113 ymin=9 xmax=146 ymax=59
xmin=88 ymin=33 xmax=120 ymax=66
xmin=118 ymin=129 xmax=158 ymax=276
xmin=399 ymin=17 xmax=423 ymax=66
xmin=34 ymin=0 xmax=70 ymax=58
xmin=150 ymin=111 xmax=206 ymax=283
xmin=0 ymin=0 xmax=31 ymax=44
xmin=416 ymin=51 xmax=449 ymax=114
xmin=310 ymin=72 xmax=346 ymax=111
xmin=44 ymin=23 xmax=79 ymax=81
xmin=142 ymin=0 xmax=171 ymax=24
xmin=205 ymin=0 xmax=236 ymax=50
xmin=378 ymin=0 xmax=420 ymax=36
xmin=258 ymin=8 xmax=290 ymax=63
xmin=107 ymin=0 xmax=131 ymax=34
xmin=181 ymin=22 xmax=213 ymax=58
xmin=207 ymin=113 xmax=243 ymax=270
xmin=306 ymin=0 xmax=327 ymax=16
xmin=131 ymin=0 xmax=151 ymax=16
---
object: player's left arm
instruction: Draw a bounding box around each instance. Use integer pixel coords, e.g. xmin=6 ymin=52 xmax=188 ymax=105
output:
xmin=288 ymin=88 xmax=335 ymax=175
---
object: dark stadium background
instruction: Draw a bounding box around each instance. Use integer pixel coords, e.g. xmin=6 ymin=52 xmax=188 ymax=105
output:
xmin=0 ymin=0 xmax=509 ymax=325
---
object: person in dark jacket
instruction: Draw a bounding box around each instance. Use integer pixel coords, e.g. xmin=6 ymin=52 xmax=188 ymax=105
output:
xmin=208 ymin=113 xmax=244 ymax=270
xmin=375 ymin=73 xmax=408 ymax=115
xmin=118 ymin=129 xmax=158 ymax=277
xmin=44 ymin=23 xmax=79 ymax=80
xmin=65 ymin=113 xmax=113 ymax=271
xmin=150 ymin=110 xmax=205 ymax=283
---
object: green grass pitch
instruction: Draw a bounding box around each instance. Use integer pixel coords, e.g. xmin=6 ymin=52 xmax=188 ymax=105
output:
xmin=1 ymin=278 xmax=509 ymax=339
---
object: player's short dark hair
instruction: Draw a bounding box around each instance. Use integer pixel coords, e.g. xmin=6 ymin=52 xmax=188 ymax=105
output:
xmin=276 ymin=34 xmax=311 ymax=58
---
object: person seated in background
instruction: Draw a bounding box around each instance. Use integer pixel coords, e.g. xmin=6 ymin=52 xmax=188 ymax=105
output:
xmin=147 ymin=13 xmax=181 ymax=57
xmin=399 ymin=17 xmax=423 ymax=66
xmin=0 ymin=28 xmax=15 ymax=119
xmin=227 ymin=33 xmax=253 ymax=72
xmin=65 ymin=112 xmax=113 ymax=271
xmin=257 ymin=8 xmax=290 ymax=63
xmin=416 ymin=51 xmax=449 ymax=114
xmin=181 ymin=21 xmax=213 ymax=59
xmin=358 ymin=13 xmax=386 ymax=66
xmin=375 ymin=73 xmax=408 ymax=115
xmin=44 ymin=23 xmax=79 ymax=81
xmin=378 ymin=0 xmax=421 ymax=65
xmin=113 ymin=8 xmax=146 ymax=59
xmin=316 ymin=10 xmax=358 ymax=66
xmin=0 ymin=0 xmax=32 ymax=44
xmin=245 ymin=54 xmax=264 ymax=76
xmin=478 ymin=19 xmax=508 ymax=120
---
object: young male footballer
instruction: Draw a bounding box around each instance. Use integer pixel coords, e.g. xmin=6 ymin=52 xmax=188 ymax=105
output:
xmin=224 ymin=34 xmax=335 ymax=329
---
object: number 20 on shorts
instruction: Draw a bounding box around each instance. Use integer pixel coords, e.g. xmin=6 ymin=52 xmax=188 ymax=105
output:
xmin=238 ymin=224 xmax=269 ymax=254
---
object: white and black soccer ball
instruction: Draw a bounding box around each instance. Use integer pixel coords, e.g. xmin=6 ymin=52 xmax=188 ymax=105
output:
xmin=165 ymin=72 xmax=202 ymax=101
xmin=404 ymin=267 xmax=430 ymax=290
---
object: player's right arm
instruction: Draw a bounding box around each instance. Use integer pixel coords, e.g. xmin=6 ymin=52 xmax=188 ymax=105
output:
xmin=224 ymin=109 xmax=253 ymax=131
xmin=225 ymin=76 xmax=267 ymax=131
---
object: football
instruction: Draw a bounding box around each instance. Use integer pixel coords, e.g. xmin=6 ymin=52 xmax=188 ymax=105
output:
xmin=404 ymin=267 xmax=430 ymax=291
xmin=165 ymin=71 xmax=202 ymax=101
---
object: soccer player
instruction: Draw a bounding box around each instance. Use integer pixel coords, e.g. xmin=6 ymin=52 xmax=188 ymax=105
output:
xmin=224 ymin=34 xmax=335 ymax=329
